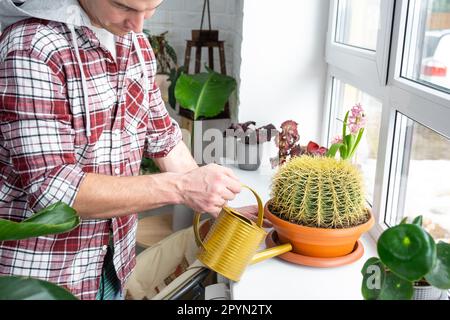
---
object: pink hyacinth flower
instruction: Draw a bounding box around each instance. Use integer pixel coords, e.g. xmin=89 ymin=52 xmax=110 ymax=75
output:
xmin=331 ymin=135 xmax=343 ymax=144
xmin=347 ymin=103 xmax=366 ymax=134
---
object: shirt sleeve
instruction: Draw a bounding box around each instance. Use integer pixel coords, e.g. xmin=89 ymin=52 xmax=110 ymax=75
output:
xmin=144 ymin=81 xmax=182 ymax=158
xmin=0 ymin=49 xmax=86 ymax=212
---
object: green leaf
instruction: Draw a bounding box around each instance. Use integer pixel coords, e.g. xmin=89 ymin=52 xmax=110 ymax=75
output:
xmin=165 ymin=43 xmax=178 ymax=65
xmin=361 ymin=257 xmax=384 ymax=300
xmin=344 ymin=133 xmax=356 ymax=155
xmin=378 ymin=224 xmax=436 ymax=282
xmin=412 ymin=216 xmax=423 ymax=227
xmin=378 ymin=271 xmax=414 ymax=300
xmin=400 ymin=217 xmax=409 ymax=224
xmin=140 ymin=157 xmax=161 ymax=174
xmin=0 ymin=276 xmax=77 ymax=300
xmin=325 ymin=143 xmax=343 ymax=158
xmin=0 ymin=202 xmax=80 ymax=241
xmin=339 ymin=134 xmax=355 ymax=160
xmin=348 ymin=128 xmax=364 ymax=159
xmin=425 ymin=242 xmax=450 ymax=289
xmin=168 ymin=66 xmax=185 ymax=110
xmin=150 ymin=37 xmax=160 ymax=53
xmin=175 ymin=70 xmax=237 ymax=120
xmin=361 ymin=257 xmax=414 ymax=300
xmin=339 ymin=143 xmax=348 ymax=160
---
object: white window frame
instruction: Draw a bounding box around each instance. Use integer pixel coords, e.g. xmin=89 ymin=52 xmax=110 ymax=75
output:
xmin=383 ymin=0 xmax=450 ymax=230
xmin=324 ymin=0 xmax=395 ymax=239
xmin=324 ymin=0 xmax=450 ymax=240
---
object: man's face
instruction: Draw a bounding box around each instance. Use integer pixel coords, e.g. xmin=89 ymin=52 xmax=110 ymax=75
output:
xmin=79 ymin=0 xmax=163 ymax=36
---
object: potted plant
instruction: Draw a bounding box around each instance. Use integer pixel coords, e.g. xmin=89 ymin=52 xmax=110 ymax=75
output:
xmin=264 ymin=104 xmax=374 ymax=265
xmin=143 ymin=30 xmax=178 ymax=105
xmin=144 ymin=30 xmax=177 ymax=75
xmin=0 ymin=202 xmax=80 ymax=299
xmin=361 ymin=216 xmax=450 ymax=300
xmin=325 ymin=103 xmax=366 ymax=162
xmin=269 ymin=120 xmax=328 ymax=168
xmin=224 ymin=121 xmax=276 ymax=171
xmin=141 ymin=30 xmax=183 ymax=171
xmin=175 ymin=67 xmax=237 ymax=164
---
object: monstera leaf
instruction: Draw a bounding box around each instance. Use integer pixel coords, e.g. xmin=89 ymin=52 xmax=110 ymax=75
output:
xmin=175 ymin=68 xmax=237 ymax=120
xmin=0 ymin=202 xmax=80 ymax=241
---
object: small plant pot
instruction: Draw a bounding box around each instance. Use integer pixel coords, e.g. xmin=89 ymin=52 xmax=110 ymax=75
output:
xmin=264 ymin=200 xmax=374 ymax=259
xmin=236 ymin=141 xmax=262 ymax=171
xmin=413 ymin=284 xmax=445 ymax=300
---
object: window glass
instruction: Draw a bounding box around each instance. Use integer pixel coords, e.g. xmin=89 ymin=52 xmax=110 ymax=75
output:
xmin=387 ymin=112 xmax=450 ymax=242
xmin=402 ymin=0 xmax=450 ymax=92
xmin=335 ymin=0 xmax=381 ymax=51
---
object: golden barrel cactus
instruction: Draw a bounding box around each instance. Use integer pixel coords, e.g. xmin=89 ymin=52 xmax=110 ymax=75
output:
xmin=270 ymin=156 xmax=369 ymax=229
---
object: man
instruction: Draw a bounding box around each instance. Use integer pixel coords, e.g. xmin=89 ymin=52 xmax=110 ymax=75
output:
xmin=0 ymin=0 xmax=254 ymax=300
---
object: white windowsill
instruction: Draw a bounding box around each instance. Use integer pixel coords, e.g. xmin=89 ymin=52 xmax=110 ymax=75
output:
xmin=221 ymin=160 xmax=378 ymax=300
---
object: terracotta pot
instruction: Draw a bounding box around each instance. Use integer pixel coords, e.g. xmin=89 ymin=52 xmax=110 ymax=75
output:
xmin=264 ymin=200 xmax=375 ymax=258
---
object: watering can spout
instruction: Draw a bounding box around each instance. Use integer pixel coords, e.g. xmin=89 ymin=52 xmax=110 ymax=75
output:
xmin=193 ymin=185 xmax=293 ymax=282
xmin=250 ymin=243 xmax=293 ymax=264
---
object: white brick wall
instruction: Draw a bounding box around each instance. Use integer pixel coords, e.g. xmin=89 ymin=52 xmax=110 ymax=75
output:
xmin=144 ymin=0 xmax=244 ymax=82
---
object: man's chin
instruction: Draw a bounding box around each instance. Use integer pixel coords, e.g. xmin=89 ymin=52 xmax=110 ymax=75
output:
xmin=114 ymin=30 xmax=130 ymax=37
xmin=104 ymin=26 xmax=130 ymax=37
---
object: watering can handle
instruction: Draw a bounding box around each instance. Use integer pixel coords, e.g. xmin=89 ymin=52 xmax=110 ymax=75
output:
xmin=193 ymin=185 xmax=264 ymax=250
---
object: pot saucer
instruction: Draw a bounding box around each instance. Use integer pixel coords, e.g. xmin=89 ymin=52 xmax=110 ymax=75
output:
xmin=265 ymin=230 xmax=364 ymax=267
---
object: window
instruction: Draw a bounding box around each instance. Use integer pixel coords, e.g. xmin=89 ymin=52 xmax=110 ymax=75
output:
xmin=325 ymin=0 xmax=392 ymax=228
xmin=328 ymin=79 xmax=382 ymax=203
xmin=386 ymin=113 xmax=450 ymax=242
xmin=335 ymin=0 xmax=381 ymax=51
xmin=326 ymin=0 xmax=391 ymax=91
xmin=401 ymin=0 xmax=450 ymax=92
xmin=325 ymin=0 xmax=450 ymax=239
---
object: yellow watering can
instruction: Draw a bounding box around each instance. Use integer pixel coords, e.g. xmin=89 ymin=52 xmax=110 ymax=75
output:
xmin=193 ymin=185 xmax=292 ymax=282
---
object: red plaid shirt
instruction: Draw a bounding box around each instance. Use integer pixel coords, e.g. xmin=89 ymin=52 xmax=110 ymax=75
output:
xmin=0 ymin=18 xmax=182 ymax=299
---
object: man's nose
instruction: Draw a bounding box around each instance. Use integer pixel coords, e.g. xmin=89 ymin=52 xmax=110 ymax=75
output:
xmin=128 ymin=11 xmax=150 ymax=33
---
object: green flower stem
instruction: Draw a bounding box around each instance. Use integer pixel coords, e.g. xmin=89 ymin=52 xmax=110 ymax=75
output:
xmin=342 ymin=111 xmax=349 ymax=139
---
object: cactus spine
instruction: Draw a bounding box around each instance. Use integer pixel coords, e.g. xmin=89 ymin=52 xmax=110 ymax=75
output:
xmin=270 ymin=156 xmax=369 ymax=229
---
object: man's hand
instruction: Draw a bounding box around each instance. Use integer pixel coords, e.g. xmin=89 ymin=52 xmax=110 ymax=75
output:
xmin=178 ymin=164 xmax=242 ymax=217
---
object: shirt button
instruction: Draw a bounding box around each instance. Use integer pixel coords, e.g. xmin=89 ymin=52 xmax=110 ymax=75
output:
xmin=114 ymin=167 xmax=121 ymax=175
xmin=114 ymin=129 xmax=121 ymax=136
xmin=102 ymin=245 xmax=108 ymax=252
